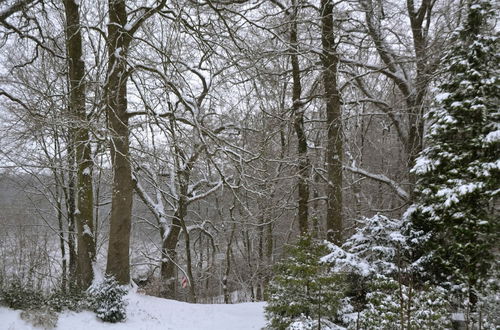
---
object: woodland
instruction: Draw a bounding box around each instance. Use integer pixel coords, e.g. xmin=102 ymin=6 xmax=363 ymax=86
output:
xmin=0 ymin=0 xmax=498 ymax=329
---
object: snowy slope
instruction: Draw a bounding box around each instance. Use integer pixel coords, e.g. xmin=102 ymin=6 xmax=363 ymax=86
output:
xmin=0 ymin=292 xmax=267 ymax=330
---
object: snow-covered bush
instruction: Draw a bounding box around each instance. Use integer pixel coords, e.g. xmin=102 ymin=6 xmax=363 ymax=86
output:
xmin=0 ymin=279 xmax=44 ymax=310
xmin=475 ymin=277 xmax=500 ymax=329
xmin=358 ymin=276 xmax=451 ymax=329
xmin=87 ymin=276 xmax=127 ymax=323
xmin=20 ymin=306 xmax=58 ymax=329
xmin=265 ymin=236 xmax=344 ymax=330
xmin=286 ymin=315 xmax=342 ymax=330
xmin=323 ymin=214 xmax=453 ymax=328
xmin=48 ymin=289 xmax=90 ymax=312
xmin=447 ymin=277 xmax=500 ymax=329
xmin=322 ymin=214 xmax=406 ymax=279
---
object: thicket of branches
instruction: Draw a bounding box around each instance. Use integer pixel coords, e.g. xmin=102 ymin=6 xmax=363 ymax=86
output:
xmin=0 ymin=2 xmax=497 ymax=324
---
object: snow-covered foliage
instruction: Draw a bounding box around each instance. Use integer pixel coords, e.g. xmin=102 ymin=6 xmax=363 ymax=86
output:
xmin=87 ymin=276 xmax=127 ymax=323
xmin=407 ymin=0 xmax=499 ymax=288
xmin=358 ymin=276 xmax=451 ymax=329
xmin=265 ymin=236 xmax=344 ymax=330
xmin=447 ymin=274 xmax=500 ymax=329
xmin=323 ymin=215 xmax=453 ymax=328
xmin=286 ymin=315 xmax=344 ymax=330
xmin=322 ymin=214 xmax=405 ymax=277
xmin=0 ymin=279 xmax=45 ymax=310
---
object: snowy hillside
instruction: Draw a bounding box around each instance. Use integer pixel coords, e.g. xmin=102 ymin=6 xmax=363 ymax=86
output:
xmin=0 ymin=292 xmax=267 ymax=330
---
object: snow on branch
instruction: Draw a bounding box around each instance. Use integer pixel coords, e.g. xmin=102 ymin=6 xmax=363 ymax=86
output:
xmin=187 ymin=180 xmax=223 ymax=204
xmin=321 ymin=242 xmax=373 ymax=277
xmin=345 ymin=165 xmax=410 ymax=202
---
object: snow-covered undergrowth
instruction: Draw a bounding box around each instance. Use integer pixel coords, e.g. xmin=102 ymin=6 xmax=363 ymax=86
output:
xmin=0 ymin=291 xmax=266 ymax=330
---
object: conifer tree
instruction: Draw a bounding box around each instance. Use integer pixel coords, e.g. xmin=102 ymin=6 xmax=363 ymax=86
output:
xmin=408 ymin=0 xmax=499 ymax=291
xmin=265 ymin=236 xmax=343 ymax=330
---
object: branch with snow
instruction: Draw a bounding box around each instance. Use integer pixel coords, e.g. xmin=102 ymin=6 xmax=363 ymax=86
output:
xmin=321 ymin=242 xmax=373 ymax=277
xmin=345 ymin=165 xmax=410 ymax=202
xmin=187 ymin=180 xmax=223 ymax=204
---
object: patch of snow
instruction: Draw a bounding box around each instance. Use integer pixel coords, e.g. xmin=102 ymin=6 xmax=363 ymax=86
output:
xmin=435 ymin=92 xmax=451 ymax=102
xmin=451 ymin=312 xmax=465 ymax=321
xmin=485 ymin=129 xmax=500 ymax=143
xmin=0 ymin=293 xmax=266 ymax=330
xmin=83 ymin=224 xmax=93 ymax=237
xmin=114 ymin=47 xmax=122 ymax=58
xmin=92 ymin=262 xmax=104 ymax=284
xmin=413 ymin=155 xmax=438 ymax=175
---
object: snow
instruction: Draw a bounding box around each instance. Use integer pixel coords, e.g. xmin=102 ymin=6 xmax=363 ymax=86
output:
xmin=114 ymin=48 xmax=122 ymax=58
xmin=0 ymin=292 xmax=266 ymax=330
xmin=435 ymin=92 xmax=450 ymax=102
xmin=485 ymin=129 xmax=500 ymax=143
xmin=412 ymin=155 xmax=438 ymax=175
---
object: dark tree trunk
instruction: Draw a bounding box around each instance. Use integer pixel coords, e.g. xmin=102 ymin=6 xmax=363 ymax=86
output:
xmin=320 ymin=0 xmax=343 ymax=244
xmin=105 ymin=0 xmax=133 ymax=285
xmin=160 ymin=208 xmax=184 ymax=298
xmin=63 ymin=0 xmax=95 ymax=290
xmin=290 ymin=0 xmax=309 ymax=235
xmin=65 ymin=144 xmax=77 ymax=288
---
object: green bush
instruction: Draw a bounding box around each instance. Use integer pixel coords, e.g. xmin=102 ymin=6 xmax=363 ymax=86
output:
xmin=48 ymin=289 xmax=90 ymax=312
xmin=265 ymin=236 xmax=344 ymax=330
xmin=88 ymin=276 xmax=127 ymax=323
xmin=356 ymin=276 xmax=451 ymax=330
xmin=0 ymin=280 xmax=44 ymax=310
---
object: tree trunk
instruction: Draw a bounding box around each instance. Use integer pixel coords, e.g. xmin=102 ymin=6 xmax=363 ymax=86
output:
xmin=160 ymin=207 xmax=184 ymax=298
xmin=320 ymin=0 xmax=343 ymax=244
xmin=56 ymin=192 xmax=67 ymax=292
xmin=181 ymin=220 xmax=197 ymax=303
xmin=105 ymin=0 xmax=133 ymax=285
xmin=63 ymin=0 xmax=95 ymax=290
xmin=289 ymin=0 xmax=309 ymax=235
xmin=65 ymin=143 xmax=77 ymax=288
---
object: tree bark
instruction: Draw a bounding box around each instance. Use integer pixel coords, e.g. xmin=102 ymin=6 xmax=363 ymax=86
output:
xmin=63 ymin=0 xmax=95 ymax=290
xmin=289 ymin=0 xmax=309 ymax=235
xmin=160 ymin=207 xmax=184 ymax=298
xmin=105 ymin=0 xmax=133 ymax=285
xmin=321 ymin=0 xmax=343 ymax=244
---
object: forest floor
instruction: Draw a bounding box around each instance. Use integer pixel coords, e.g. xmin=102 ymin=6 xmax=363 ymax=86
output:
xmin=0 ymin=291 xmax=267 ymax=330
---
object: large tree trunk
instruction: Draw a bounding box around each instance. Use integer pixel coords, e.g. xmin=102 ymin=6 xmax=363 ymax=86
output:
xmin=63 ymin=0 xmax=95 ymax=290
xmin=320 ymin=0 xmax=343 ymax=244
xmin=406 ymin=0 xmax=432 ymax=192
xmin=105 ymin=0 xmax=133 ymax=285
xmin=289 ymin=0 xmax=309 ymax=235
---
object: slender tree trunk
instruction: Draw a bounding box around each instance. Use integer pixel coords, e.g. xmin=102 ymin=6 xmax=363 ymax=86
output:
xmin=320 ymin=0 xmax=343 ymax=244
xmin=181 ymin=221 xmax=197 ymax=303
xmin=56 ymin=192 xmax=67 ymax=292
xmin=160 ymin=208 xmax=183 ymax=298
xmin=105 ymin=0 xmax=133 ymax=285
xmin=65 ymin=143 xmax=77 ymax=288
xmin=63 ymin=0 xmax=95 ymax=290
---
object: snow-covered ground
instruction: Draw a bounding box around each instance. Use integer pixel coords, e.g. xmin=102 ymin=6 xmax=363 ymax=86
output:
xmin=0 ymin=292 xmax=267 ymax=330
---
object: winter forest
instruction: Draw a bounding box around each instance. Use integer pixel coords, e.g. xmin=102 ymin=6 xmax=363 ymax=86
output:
xmin=0 ymin=0 xmax=498 ymax=329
